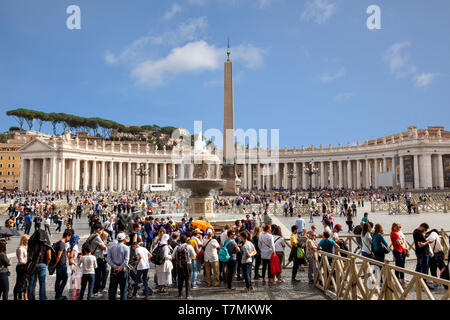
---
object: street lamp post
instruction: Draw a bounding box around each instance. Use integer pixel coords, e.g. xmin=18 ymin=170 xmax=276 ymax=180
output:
xmin=134 ymin=163 xmax=149 ymax=193
xmin=287 ymin=168 xmax=297 ymax=192
xmin=304 ymin=161 xmax=318 ymax=199
xmin=168 ymin=172 xmax=178 ymax=192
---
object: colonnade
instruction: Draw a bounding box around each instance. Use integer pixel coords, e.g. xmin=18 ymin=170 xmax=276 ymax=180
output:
xmin=20 ymin=157 xmax=222 ymax=192
xmin=239 ymin=153 xmax=446 ymax=191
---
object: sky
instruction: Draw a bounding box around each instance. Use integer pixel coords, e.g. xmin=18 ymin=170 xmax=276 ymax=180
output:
xmin=0 ymin=0 xmax=449 ymax=149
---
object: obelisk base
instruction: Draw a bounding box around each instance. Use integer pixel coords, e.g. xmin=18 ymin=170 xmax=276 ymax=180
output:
xmin=221 ymin=164 xmax=238 ymax=195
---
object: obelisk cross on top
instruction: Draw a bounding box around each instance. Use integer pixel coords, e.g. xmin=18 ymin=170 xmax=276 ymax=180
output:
xmin=223 ymin=38 xmax=235 ymax=165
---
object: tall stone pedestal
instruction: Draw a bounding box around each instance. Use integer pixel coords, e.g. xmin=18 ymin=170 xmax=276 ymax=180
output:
xmin=222 ymin=164 xmax=237 ymax=195
xmin=188 ymin=197 xmax=214 ymax=219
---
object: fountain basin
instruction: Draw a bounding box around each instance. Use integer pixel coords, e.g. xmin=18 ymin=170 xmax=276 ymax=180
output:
xmin=175 ymin=179 xmax=227 ymax=219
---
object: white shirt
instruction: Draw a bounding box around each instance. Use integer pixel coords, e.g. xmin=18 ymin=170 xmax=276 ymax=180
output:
xmin=427 ymin=232 xmax=443 ymax=253
xmin=220 ymin=231 xmax=228 ymax=245
xmin=258 ymin=232 xmax=276 ymax=260
xmin=135 ymin=246 xmax=150 ymax=270
xmin=273 ymin=235 xmax=285 ymax=252
xmin=203 ymin=238 xmax=220 ymax=262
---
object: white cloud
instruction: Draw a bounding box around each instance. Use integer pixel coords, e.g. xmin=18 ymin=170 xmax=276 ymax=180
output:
xmin=131 ymin=41 xmax=268 ymax=86
xmin=383 ymin=41 xmax=415 ymax=78
xmin=232 ymin=43 xmax=269 ymax=69
xmin=414 ymin=73 xmax=438 ymax=87
xmin=131 ymin=41 xmax=222 ymax=85
xmin=383 ymin=41 xmax=437 ymax=87
xmin=333 ymin=92 xmax=355 ymax=103
xmin=105 ymin=17 xmax=208 ymax=64
xmin=317 ymin=67 xmax=345 ymax=83
xmin=163 ymin=4 xmax=182 ymax=21
xmin=301 ymin=0 xmax=336 ymax=24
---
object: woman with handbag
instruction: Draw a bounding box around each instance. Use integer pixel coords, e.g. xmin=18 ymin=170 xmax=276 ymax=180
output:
xmin=272 ymin=226 xmax=285 ymax=283
xmin=390 ymin=223 xmax=406 ymax=288
xmin=258 ymin=225 xmax=275 ymax=285
xmin=372 ymin=224 xmax=389 ymax=263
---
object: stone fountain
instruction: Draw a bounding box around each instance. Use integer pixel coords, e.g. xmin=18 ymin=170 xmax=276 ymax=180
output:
xmin=175 ymin=161 xmax=226 ymax=219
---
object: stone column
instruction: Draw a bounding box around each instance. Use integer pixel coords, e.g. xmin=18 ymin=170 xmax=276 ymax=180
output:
xmin=100 ymin=161 xmax=106 ymax=191
xmin=75 ymin=159 xmax=80 ymax=191
xmin=320 ymin=162 xmax=325 ymax=188
xmin=126 ymin=162 xmax=132 ymax=190
xmin=153 ymin=163 xmax=158 ymax=184
xmin=399 ymin=156 xmax=405 ymax=189
xmin=292 ymin=162 xmax=298 ymax=190
xmin=162 ymin=163 xmax=167 ymax=184
xmin=373 ymin=159 xmax=379 ymax=188
xmin=215 ymin=164 xmax=220 ymax=179
xmin=83 ymin=160 xmax=88 ymax=191
xmin=136 ymin=163 xmax=141 ymax=191
xmin=70 ymin=160 xmax=76 ymax=190
xmin=302 ymin=163 xmax=307 ymax=190
xmin=50 ymin=157 xmax=57 ymax=192
xmin=383 ymin=158 xmax=387 ymax=172
xmin=413 ymin=155 xmax=420 ymax=189
xmin=311 ymin=162 xmax=316 ymax=189
xmin=118 ymin=162 xmax=123 ymax=192
xmin=42 ymin=158 xmax=48 ymax=190
xmin=28 ymin=159 xmax=34 ymax=191
xmin=19 ymin=158 xmax=26 ymax=191
xmin=109 ymin=161 xmax=114 ymax=191
xmin=437 ymin=155 xmax=444 ymax=189
xmin=283 ymin=162 xmax=288 ymax=189
xmin=247 ymin=164 xmax=253 ymax=190
xmin=61 ymin=159 xmax=66 ymax=191
xmin=180 ymin=163 xmax=185 ymax=180
xmin=189 ymin=163 xmax=194 ymax=179
xmin=275 ymin=162 xmax=281 ymax=189
xmin=356 ymin=160 xmax=361 ymax=189
xmin=338 ymin=160 xmax=343 ymax=188
xmin=365 ymin=159 xmax=370 ymax=188
xmin=243 ymin=163 xmax=247 ymax=190
xmin=423 ymin=154 xmax=433 ymax=189
xmin=347 ymin=160 xmax=352 ymax=189
xmin=145 ymin=163 xmax=149 ymax=185
xmin=92 ymin=160 xmax=97 ymax=191
xmin=257 ymin=163 xmax=261 ymax=190
xmin=329 ymin=161 xmax=334 ymax=188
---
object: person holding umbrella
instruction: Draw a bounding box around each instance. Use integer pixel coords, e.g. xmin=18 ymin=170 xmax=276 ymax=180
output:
xmin=0 ymin=239 xmax=12 ymax=300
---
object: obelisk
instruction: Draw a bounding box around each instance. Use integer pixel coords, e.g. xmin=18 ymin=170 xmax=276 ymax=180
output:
xmin=222 ymin=40 xmax=238 ymax=195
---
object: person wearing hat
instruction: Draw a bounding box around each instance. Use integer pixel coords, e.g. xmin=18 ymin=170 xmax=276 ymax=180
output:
xmin=107 ymin=232 xmax=130 ymax=300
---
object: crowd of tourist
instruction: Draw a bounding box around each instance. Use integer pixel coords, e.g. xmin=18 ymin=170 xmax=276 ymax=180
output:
xmin=0 ymin=188 xmax=449 ymax=300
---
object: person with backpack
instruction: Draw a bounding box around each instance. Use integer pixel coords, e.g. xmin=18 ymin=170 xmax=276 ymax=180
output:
xmin=27 ymin=230 xmax=52 ymax=300
xmin=152 ymin=233 xmax=173 ymax=294
xmin=51 ymin=230 xmax=72 ymax=300
xmin=220 ymin=230 xmax=240 ymax=290
xmin=172 ymin=235 xmax=196 ymax=299
xmin=203 ymin=229 xmax=220 ymax=287
xmin=272 ymin=225 xmax=285 ymax=283
xmin=426 ymin=228 xmax=446 ymax=288
xmin=106 ymin=232 xmax=130 ymax=300
xmin=85 ymin=224 xmax=107 ymax=298
xmin=372 ymin=224 xmax=389 ymax=263
xmin=33 ymin=213 xmax=42 ymax=232
xmin=78 ymin=243 xmax=97 ymax=300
